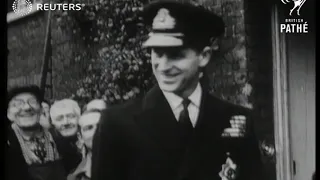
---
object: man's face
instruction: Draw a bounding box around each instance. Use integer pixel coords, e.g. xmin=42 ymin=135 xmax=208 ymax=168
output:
xmin=79 ymin=112 xmax=101 ymax=150
xmin=151 ymin=46 xmax=209 ymax=95
xmin=51 ymin=108 xmax=79 ymax=137
xmin=7 ymin=93 xmax=41 ymax=129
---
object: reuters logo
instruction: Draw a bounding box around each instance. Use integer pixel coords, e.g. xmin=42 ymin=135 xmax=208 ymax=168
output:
xmin=12 ymin=0 xmax=33 ymax=17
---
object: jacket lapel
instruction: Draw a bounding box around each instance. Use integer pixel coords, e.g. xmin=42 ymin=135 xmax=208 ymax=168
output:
xmin=134 ymin=86 xmax=182 ymax=151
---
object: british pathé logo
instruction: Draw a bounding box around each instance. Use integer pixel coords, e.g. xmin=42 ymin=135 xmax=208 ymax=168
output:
xmin=280 ymin=19 xmax=308 ymax=33
xmin=280 ymin=0 xmax=308 ymax=33
xmin=281 ymin=0 xmax=306 ymax=16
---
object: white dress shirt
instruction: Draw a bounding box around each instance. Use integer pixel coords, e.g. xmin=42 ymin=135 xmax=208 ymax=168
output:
xmin=162 ymin=83 xmax=202 ymax=127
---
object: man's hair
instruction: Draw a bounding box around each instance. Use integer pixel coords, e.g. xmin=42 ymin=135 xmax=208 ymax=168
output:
xmin=7 ymin=85 xmax=43 ymax=109
xmin=82 ymin=108 xmax=103 ymax=115
xmin=50 ymin=99 xmax=81 ymax=122
xmin=183 ymin=37 xmax=215 ymax=53
xmin=83 ymin=99 xmax=107 ymax=112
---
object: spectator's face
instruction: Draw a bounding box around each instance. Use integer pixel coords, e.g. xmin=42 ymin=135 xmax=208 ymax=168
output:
xmin=79 ymin=112 xmax=101 ymax=150
xmin=7 ymin=93 xmax=41 ymax=129
xmin=40 ymin=102 xmax=51 ymax=129
xmin=151 ymin=46 xmax=210 ymax=95
xmin=52 ymin=108 xmax=79 ymax=137
xmin=42 ymin=102 xmax=50 ymax=114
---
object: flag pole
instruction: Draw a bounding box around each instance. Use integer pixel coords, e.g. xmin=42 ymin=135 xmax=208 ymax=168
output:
xmin=39 ymin=0 xmax=52 ymax=99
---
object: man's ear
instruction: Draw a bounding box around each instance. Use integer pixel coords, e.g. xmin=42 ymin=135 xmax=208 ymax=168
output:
xmin=199 ymin=46 xmax=212 ymax=68
xmin=7 ymin=111 xmax=14 ymax=122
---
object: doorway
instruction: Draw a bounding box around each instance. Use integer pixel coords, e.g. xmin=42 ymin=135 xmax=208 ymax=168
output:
xmin=272 ymin=1 xmax=315 ymax=180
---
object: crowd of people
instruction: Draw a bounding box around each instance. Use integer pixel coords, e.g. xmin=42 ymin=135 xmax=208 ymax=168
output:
xmin=6 ymin=85 xmax=106 ymax=180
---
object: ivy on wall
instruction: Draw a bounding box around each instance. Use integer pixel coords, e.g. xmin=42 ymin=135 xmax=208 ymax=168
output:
xmin=54 ymin=0 xmax=154 ymax=106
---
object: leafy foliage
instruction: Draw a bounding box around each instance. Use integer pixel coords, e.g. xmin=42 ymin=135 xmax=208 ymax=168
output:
xmin=56 ymin=0 xmax=155 ymax=106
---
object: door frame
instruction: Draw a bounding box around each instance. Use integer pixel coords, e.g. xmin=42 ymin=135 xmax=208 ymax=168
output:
xmin=271 ymin=4 xmax=293 ymax=180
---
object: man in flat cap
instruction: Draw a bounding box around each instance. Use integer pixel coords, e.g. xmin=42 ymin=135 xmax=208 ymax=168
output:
xmin=5 ymin=85 xmax=81 ymax=180
xmin=92 ymin=1 xmax=262 ymax=180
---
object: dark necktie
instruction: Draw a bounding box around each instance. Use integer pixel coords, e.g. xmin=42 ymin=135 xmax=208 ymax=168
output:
xmin=178 ymin=99 xmax=193 ymax=147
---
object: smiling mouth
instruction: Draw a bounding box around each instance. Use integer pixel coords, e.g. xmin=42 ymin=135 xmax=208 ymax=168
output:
xmin=18 ymin=113 xmax=35 ymax=117
xmin=61 ymin=126 xmax=76 ymax=130
xmin=161 ymin=72 xmax=181 ymax=78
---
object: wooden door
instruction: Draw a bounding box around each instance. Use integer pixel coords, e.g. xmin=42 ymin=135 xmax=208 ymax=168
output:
xmin=286 ymin=7 xmax=315 ymax=180
xmin=272 ymin=0 xmax=315 ymax=179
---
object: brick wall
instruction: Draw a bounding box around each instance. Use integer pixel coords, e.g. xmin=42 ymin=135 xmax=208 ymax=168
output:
xmin=7 ymin=12 xmax=46 ymax=82
xmin=204 ymin=0 xmax=252 ymax=109
xmin=7 ymin=11 xmax=86 ymax=100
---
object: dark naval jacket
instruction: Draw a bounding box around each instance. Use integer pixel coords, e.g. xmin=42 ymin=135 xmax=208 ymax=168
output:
xmin=91 ymin=85 xmax=262 ymax=180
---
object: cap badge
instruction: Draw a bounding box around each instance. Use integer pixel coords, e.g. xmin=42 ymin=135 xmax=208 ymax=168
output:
xmin=152 ymin=8 xmax=176 ymax=30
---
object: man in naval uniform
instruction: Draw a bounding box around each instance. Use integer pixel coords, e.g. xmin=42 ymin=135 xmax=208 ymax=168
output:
xmin=91 ymin=1 xmax=263 ymax=180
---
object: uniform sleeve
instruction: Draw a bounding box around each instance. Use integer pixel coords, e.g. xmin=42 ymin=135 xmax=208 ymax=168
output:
xmin=91 ymin=109 xmax=131 ymax=180
xmin=91 ymin=110 xmax=116 ymax=180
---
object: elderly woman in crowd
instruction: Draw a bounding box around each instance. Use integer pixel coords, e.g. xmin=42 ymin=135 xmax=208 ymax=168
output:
xmin=50 ymin=99 xmax=81 ymax=138
xmin=5 ymin=85 xmax=80 ymax=180
xmin=49 ymin=99 xmax=83 ymax=173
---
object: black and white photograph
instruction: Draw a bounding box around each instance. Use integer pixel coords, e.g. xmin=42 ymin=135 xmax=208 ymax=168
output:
xmin=6 ymin=0 xmax=315 ymax=180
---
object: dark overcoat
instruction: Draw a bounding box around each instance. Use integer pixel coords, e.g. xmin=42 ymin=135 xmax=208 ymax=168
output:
xmin=91 ymin=85 xmax=263 ymax=180
xmin=5 ymin=127 xmax=82 ymax=180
